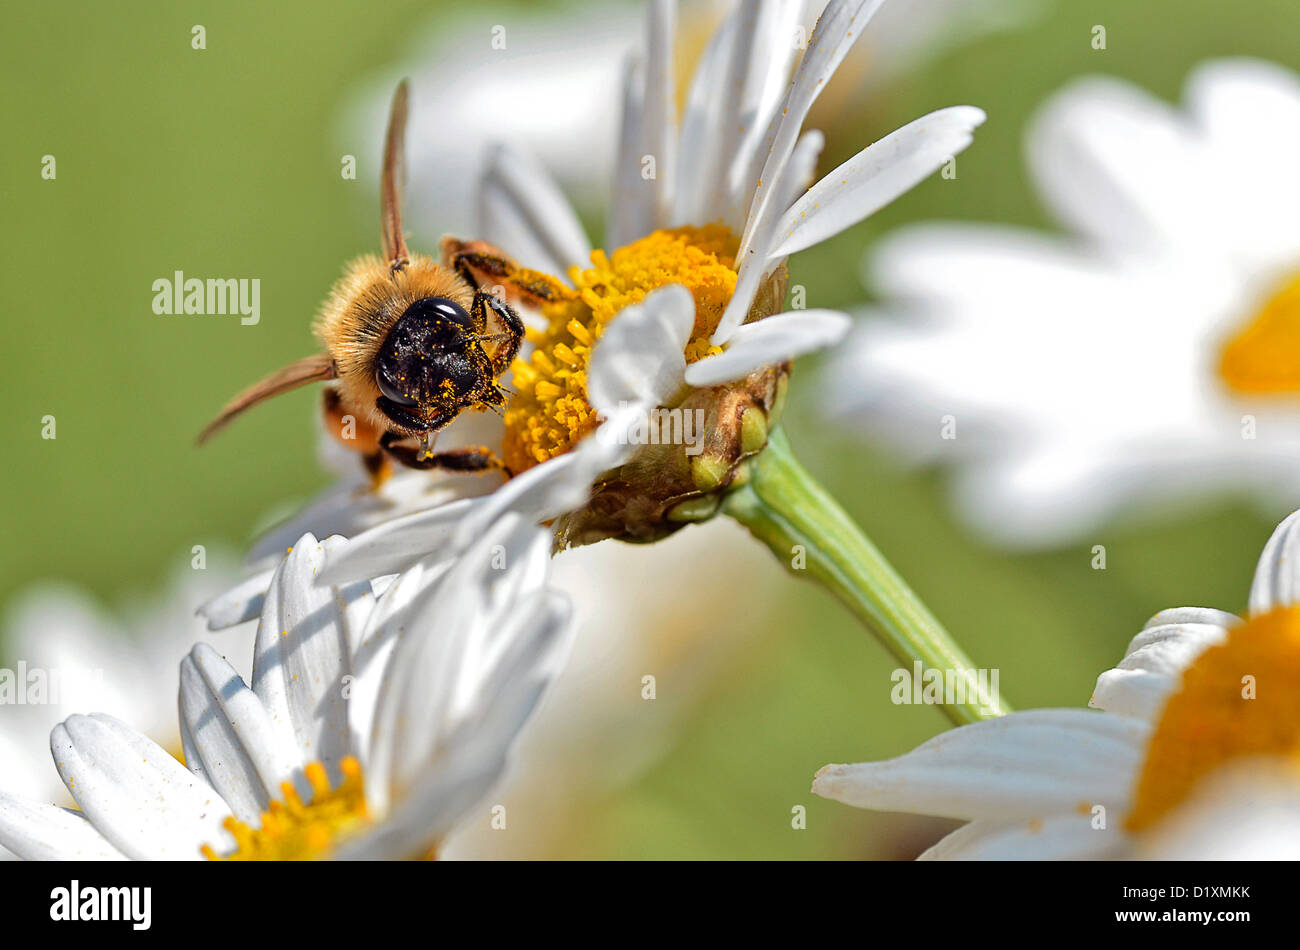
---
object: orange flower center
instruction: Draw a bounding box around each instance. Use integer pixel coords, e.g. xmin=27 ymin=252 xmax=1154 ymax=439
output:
xmin=502 ymin=226 xmax=738 ymax=473
xmin=1126 ymin=606 xmax=1300 ymax=832
xmin=1218 ymin=272 xmax=1300 ymax=394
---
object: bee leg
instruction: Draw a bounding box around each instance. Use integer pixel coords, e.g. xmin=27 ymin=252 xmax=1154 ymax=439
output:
xmin=380 ymin=430 xmax=510 ymax=475
xmin=425 ymin=446 xmax=509 ymax=473
xmin=361 ymin=450 xmax=393 ymax=490
xmin=469 ymin=288 xmax=526 ymax=376
xmin=443 ymin=238 xmax=577 ymax=307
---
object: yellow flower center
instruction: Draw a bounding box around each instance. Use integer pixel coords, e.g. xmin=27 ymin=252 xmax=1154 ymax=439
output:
xmin=202 ymin=757 xmax=371 ymax=861
xmin=502 ymin=226 xmax=738 ymax=474
xmin=1126 ymin=606 xmax=1300 ymax=832
xmin=1218 ymin=272 xmax=1300 ymax=394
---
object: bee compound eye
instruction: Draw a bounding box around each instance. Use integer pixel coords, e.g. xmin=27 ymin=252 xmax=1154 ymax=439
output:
xmin=406 ymin=296 xmax=471 ymax=327
xmin=375 ymin=366 xmax=419 ymax=407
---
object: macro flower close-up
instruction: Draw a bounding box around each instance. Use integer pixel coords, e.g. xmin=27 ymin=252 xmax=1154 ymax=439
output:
xmin=813 ymin=508 xmax=1300 ymax=859
xmin=235 ymin=0 xmax=987 ymax=588
xmin=0 ymin=518 xmax=571 ymax=860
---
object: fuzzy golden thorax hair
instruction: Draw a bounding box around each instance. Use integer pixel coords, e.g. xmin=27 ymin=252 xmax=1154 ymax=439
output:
xmin=314 ymin=253 xmax=473 ymax=433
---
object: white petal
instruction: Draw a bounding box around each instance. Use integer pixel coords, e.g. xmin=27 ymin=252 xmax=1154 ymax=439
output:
xmin=50 ymin=713 xmax=232 ymax=860
xmin=0 ymin=793 xmax=127 ymax=860
xmin=812 ymin=708 xmax=1148 ymax=821
xmin=672 ymin=6 xmax=740 ymax=226
xmin=718 ymin=130 xmax=824 ymax=343
xmin=1188 ymin=58 xmax=1300 ymax=167
xmin=640 ymin=0 xmax=676 ymax=230
xmin=1027 ymin=75 xmax=1211 ymax=254
xmin=676 ymin=1 xmax=803 ymax=228
xmin=771 ymin=105 xmax=986 ymax=260
xmin=447 ymin=406 xmax=643 ymax=552
xmin=1090 ymin=611 xmax=1236 ymax=720
xmin=178 ymin=643 xmax=301 ymax=824
xmin=477 ymin=143 xmax=592 ymax=278
xmin=737 ymin=0 xmax=886 ymax=259
xmin=364 ymin=519 xmax=550 ymax=807
xmin=686 ymin=309 xmax=849 ymax=387
xmin=920 ymin=815 xmax=1129 ymax=860
xmin=313 ymin=498 xmax=479 ymax=589
xmin=1185 ymin=59 xmax=1300 ymax=272
xmin=587 ymin=284 xmax=695 ymax=415
xmin=366 ymin=515 xmax=573 ymax=827
xmin=350 ymin=589 xmax=574 ymax=859
xmin=454 ymin=454 xmax=586 ymax=550
xmin=1135 ymin=606 xmax=1242 ymax=643
xmin=337 ymin=747 xmax=509 ymax=860
xmin=244 ymin=462 xmax=495 ymax=569
xmin=344 ymin=554 xmax=455 ymax=767
xmin=196 ymin=567 xmax=277 ymax=631
xmin=862 ymin=220 xmax=1118 ymax=308
xmin=1249 ymin=508 xmax=1300 ymax=615
xmin=607 ymin=55 xmax=650 ymax=249
xmin=719 ymin=0 xmax=807 ymax=227
xmin=252 ymin=534 xmax=371 ymax=783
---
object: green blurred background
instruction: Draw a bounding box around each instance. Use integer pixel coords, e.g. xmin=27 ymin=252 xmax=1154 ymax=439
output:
xmin=3 ymin=0 xmax=1298 ymax=858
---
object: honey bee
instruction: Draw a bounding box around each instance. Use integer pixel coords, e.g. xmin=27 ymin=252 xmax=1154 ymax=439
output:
xmin=198 ymin=81 xmax=571 ymax=484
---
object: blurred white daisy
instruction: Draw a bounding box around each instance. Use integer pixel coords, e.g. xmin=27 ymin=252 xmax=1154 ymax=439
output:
xmin=303 ymin=0 xmax=984 ymax=588
xmin=0 ymin=561 xmax=253 ymax=804
xmin=346 ymin=0 xmax=1038 ymax=239
xmin=0 ymin=518 xmax=571 ymax=860
xmin=813 ymin=508 xmax=1300 ymax=859
xmin=829 ymin=58 xmax=1300 ymax=548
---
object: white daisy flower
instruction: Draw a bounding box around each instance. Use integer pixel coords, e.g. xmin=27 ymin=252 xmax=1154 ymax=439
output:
xmin=299 ymin=0 xmax=985 ymax=588
xmin=347 ymin=0 xmax=1034 ymax=239
xmin=812 ymin=508 xmax=1300 ymax=859
xmin=205 ymin=482 xmax=792 ymax=859
xmin=0 ymin=517 xmax=572 ymax=860
xmin=828 ymin=58 xmax=1300 ymax=548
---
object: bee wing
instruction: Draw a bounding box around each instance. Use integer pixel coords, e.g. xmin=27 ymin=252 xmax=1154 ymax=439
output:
xmin=380 ymin=80 xmax=410 ymax=268
xmin=197 ymin=353 xmax=338 ymax=444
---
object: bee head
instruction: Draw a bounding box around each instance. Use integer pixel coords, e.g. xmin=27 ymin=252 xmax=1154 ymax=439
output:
xmin=373 ymin=296 xmax=490 ymax=432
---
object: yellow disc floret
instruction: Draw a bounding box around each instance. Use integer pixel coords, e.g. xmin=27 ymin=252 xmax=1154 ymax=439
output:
xmin=1126 ymin=606 xmax=1300 ymax=832
xmin=1219 ymin=272 xmax=1300 ymax=394
xmin=503 ymin=226 xmax=739 ymax=474
xmin=202 ymin=757 xmax=370 ymax=861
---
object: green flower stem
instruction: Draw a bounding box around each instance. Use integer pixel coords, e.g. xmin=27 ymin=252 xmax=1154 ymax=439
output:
xmin=723 ymin=428 xmax=1009 ymax=726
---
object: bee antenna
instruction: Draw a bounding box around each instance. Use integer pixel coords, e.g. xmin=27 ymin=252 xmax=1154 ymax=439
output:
xmin=197 ymin=354 xmax=337 ymax=445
